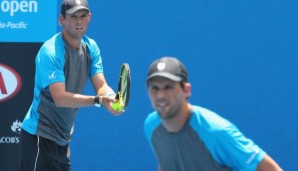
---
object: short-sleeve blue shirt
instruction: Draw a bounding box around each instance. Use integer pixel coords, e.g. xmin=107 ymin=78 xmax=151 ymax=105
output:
xmin=144 ymin=105 xmax=266 ymax=171
xmin=22 ymin=33 xmax=103 ymax=146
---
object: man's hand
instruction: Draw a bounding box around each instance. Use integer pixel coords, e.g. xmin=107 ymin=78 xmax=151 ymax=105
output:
xmin=100 ymin=94 xmax=124 ymax=115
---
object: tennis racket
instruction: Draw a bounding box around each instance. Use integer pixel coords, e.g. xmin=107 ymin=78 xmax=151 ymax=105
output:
xmin=111 ymin=63 xmax=131 ymax=111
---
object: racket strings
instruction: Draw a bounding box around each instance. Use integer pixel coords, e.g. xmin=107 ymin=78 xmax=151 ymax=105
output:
xmin=120 ymin=65 xmax=130 ymax=108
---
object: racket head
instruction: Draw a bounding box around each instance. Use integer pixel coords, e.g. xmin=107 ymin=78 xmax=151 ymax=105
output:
xmin=115 ymin=63 xmax=131 ymax=109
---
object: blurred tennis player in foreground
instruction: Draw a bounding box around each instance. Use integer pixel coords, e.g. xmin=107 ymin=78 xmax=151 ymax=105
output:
xmin=19 ymin=0 xmax=123 ymax=170
xmin=144 ymin=57 xmax=283 ymax=171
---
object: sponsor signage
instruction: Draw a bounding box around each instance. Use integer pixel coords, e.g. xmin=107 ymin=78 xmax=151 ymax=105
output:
xmin=0 ymin=2 xmax=57 ymax=170
xmin=0 ymin=63 xmax=22 ymax=103
xmin=0 ymin=119 xmax=22 ymax=144
xmin=0 ymin=0 xmax=57 ymax=42
xmin=0 ymin=43 xmax=40 ymax=171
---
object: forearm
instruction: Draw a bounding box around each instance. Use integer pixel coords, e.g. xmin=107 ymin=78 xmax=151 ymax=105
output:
xmin=49 ymin=82 xmax=96 ymax=108
xmin=97 ymin=85 xmax=115 ymax=96
xmin=53 ymin=91 xmax=95 ymax=108
xmin=92 ymin=73 xmax=116 ymax=96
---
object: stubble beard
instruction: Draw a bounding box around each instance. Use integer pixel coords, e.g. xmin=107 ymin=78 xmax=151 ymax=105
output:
xmin=157 ymin=105 xmax=179 ymax=120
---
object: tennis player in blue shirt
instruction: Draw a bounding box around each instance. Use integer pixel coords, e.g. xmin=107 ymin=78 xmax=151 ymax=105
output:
xmin=144 ymin=57 xmax=282 ymax=171
xmin=19 ymin=0 xmax=123 ymax=170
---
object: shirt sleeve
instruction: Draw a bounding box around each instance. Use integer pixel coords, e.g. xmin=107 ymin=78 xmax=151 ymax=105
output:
xmin=144 ymin=112 xmax=162 ymax=158
xmin=213 ymin=124 xmax=266 ymax=170
xmin=190 ymin=106 xmax=266 ymax=171
xmin=84 ymin=37 xmax=103 ymax=77
xmin=36 ymin=46 xmax=65 ymax=88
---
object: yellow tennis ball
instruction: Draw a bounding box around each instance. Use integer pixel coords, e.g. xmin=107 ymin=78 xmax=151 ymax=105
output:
xmin=111 ymin=101 xmax=123 ymax=111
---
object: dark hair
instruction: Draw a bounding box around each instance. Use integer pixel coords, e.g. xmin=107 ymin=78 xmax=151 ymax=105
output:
xmin=180 ymin=81 xmax=186 ymax=89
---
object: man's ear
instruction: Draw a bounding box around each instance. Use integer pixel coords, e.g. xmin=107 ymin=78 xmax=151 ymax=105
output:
xmin=184 ymin=83 xmax=191 ymax=98
xmin=59 ymin=15 xmax=64 ymax=26
xmin=88 ymin=12 xmax=92 ymax=21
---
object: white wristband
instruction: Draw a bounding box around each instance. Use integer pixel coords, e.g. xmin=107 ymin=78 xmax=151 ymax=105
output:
xmin=105 ymin=91 xmax=116 ymax=97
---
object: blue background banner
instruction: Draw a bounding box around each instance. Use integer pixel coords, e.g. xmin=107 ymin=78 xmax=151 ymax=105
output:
xmin=0 ymin=0 xmax=57 ymax=42
xmin=1 ymin=0 xmax=296 ymax=170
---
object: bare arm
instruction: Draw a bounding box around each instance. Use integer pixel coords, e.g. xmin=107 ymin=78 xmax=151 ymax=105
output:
xmin=49 ymin=82 xmax=94 ymax=108
xmin=256 ymin=154 xmax=283 ymax=171
xmin=91 ymin=72 xmax=115 ymax=96
xmin=49 ymin=72 xmax=122 ymax=115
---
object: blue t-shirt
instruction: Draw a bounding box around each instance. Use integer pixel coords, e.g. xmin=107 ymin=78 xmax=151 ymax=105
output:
xmin=144 ymin=105 xmax=266 ymax=171
xmin=22 ymin=33 xmax=103 ymax=146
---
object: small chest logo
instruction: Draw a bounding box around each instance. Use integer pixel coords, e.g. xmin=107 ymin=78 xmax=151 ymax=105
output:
xmin=49 ymin=71 xmax=56 ymax=80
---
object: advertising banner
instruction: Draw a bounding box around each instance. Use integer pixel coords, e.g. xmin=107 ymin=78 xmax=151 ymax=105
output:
xmin=0 ymin=43 xmax=39 ymax=171
xmin=0 ymin=0 xmax=57 ymax=42
xmin=0 ymin=1 xmax=57 ymax=170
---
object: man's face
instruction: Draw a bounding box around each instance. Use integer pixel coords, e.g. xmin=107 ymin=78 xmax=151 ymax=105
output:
xmin=147 ymin=77 xmax=190 ymax=119
xmin=60 ymin=9 xmax=91 ymax=39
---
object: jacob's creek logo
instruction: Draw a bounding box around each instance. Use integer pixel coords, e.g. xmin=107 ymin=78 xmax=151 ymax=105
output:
xmin=0 ymin=63 xmax=22 ymax=103
xmin=11 ymin=119 xmax=22 ymax=134
xmin=0 ymin=120 xmax=22 ymax=144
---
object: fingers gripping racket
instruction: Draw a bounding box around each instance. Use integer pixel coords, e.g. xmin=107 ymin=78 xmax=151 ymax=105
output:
xmin=111 ymin=63 xmax=131 ymax=111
